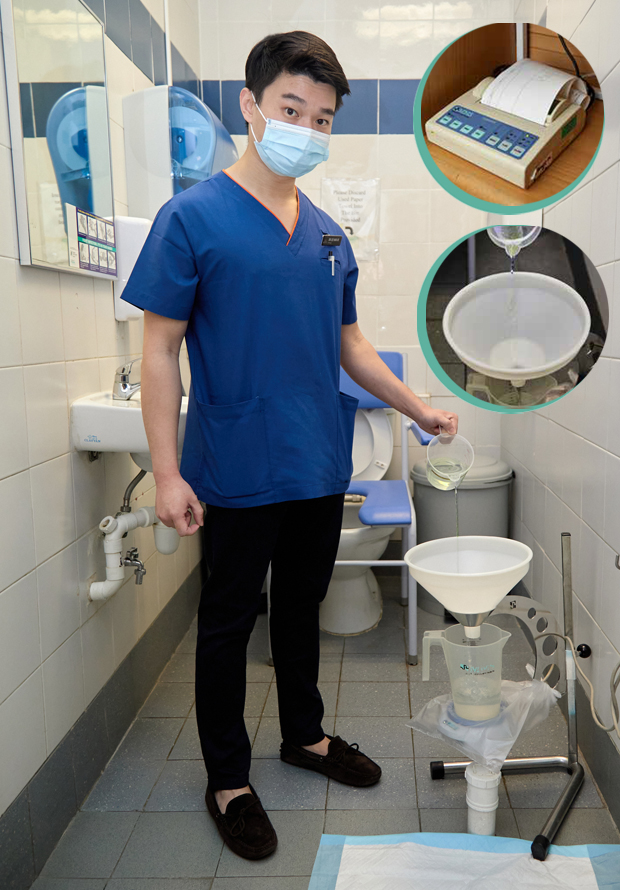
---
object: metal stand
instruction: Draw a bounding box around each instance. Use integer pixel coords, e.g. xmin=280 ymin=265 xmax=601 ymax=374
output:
xmin=429 ymin=533 xmax=584 ymax=861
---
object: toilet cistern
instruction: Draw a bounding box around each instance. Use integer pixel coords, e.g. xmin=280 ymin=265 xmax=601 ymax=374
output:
xmin=404 ymin=536 xmax=533 ymax=638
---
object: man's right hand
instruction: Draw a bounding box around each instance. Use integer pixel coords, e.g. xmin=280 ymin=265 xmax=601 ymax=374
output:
xmin=155 ymin=475 xmax=204 ymax=536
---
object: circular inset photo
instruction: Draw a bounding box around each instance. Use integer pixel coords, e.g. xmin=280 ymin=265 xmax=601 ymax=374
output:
xmin=422 ymin=226 xmax=608 ymax=410
xmin=415 ymin=23 xmax=604 ymax=211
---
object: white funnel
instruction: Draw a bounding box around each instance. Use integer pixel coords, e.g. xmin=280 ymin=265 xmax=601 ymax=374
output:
xmin=405 ymin=536 xmax=532 ymax=638
xmin=443 ymin=272 xmax=591 ymax=387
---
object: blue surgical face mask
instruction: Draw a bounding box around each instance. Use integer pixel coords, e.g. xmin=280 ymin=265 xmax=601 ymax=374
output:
xmin=250 ymin=93 xmax=330 ymax=178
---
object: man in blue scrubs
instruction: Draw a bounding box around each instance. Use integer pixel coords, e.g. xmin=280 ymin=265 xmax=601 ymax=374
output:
xmin=122 ymin=31 xmax=458 ymax=861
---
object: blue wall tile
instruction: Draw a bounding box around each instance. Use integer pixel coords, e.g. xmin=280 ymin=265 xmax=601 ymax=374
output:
xmin=81 ymin=0 xmax=105 ymax=23
xmin=104 ymin=0 xmax=131 ymax=60
xmin=202 ymin=81 xmax=221 ymax=118
xmin=31 ymin=83 xmax=80 ymax=137
xmin=129 ymin=0 xmax=153 ymax=82
xmin=379 ymin=79 xmax=420 ymax=135
xmin=331 ymin=79 xmax=378 ymax=135
xmin=221 ymin=80 xmax=246 ymax=135
xmin=19 ymin=83 xmax=34 ymax=138
xmin=151 ymin=17 xmax=166 ymax=86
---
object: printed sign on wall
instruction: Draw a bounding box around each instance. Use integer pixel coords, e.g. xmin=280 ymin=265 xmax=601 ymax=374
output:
xmin=320 ymin=179 xmax=380 ymax=262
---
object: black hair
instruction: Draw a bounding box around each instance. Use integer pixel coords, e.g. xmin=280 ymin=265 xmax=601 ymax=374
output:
xmin=245 ymin=31 xmax=350 ymax=113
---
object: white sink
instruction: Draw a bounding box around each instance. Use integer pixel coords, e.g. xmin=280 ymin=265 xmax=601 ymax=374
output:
xmin=70 ymin=391 xmax=188 ymax=471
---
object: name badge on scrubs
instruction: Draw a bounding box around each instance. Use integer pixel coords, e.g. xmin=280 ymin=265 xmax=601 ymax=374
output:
xmin=322 ymin=234 xmax=342 ymax=247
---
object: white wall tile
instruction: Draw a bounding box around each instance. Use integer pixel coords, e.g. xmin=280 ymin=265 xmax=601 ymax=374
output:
xmin=0 ymin=35 xmax=11 ymax=150
xmin=379 ymin=20 xmax=435 ymax=79
xmin=604 ymin=450 xmax=620 ymax=552
xmin=378 ymin=136 xmax=434 ymax=191
xmin=16 ymin=266 xmax=64 ymax=365
xmin=41 ymin=629 xmax=85 ymax=753
xmin=59 ymin=273 xmax=98 ymax=361
xmin=76 ymin=529 xmax=107 ymax=626
xmin=0 ymin=258 xmax=22 ymax=367
xmin=65 ymin=359 xmax=102 ymax=406
xmin=377 ymin=295 xmax=418 ymax=345
xmin=581 ymin=438 xmax=608 ymax=538
xmin=324 ymin=20 xmax=379 ymax=79
xmin=590 ymin=163 xmax=618 ymax=266
xmin=377 ymin=242 xmax=428 ymax=296
xmin=30 ymin=453 xmax=76 ymax=564
xmin=606 ymin=358 xmax=620 ymax=455
xmin=380 ymin=190 xmax=429 ymax=243
xmin=569 ymin=182 xmax=593 ymax=256
xmin=586 ymin=65 xmax=620 ymax=183
xmin=37 ymin=543 xmax=80 ymax=662
xmin=0 ymin=669 xmax=46 ymax=815
xmin=0 ymin=367 xmax=29 ymax=480
xmin=0 ymin=470 xmax=36 ymax=592
xmin=23 ymin=363 xmax=69 ymax=466
xmin=0 ymin=572 xmax=40 ymax=705
xmin=71 ymin=450 xmax=106 ymax=539
xmin=575 ymin=521 xmax=606 ymax=620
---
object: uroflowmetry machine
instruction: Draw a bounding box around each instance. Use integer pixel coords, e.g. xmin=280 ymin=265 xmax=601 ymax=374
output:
xmin=425 ymin=59 xmax=591 ymax=188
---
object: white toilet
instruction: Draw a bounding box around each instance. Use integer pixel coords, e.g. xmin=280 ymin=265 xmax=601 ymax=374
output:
xmin=319 ymin=408 xmax=397 ymax=635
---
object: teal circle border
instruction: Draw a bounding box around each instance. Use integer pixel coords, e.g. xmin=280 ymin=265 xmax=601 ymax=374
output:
xmin=413 ymin=37 xmax=605 ymax=215
xmin=417 ymin=228 xmax=572 ymax=414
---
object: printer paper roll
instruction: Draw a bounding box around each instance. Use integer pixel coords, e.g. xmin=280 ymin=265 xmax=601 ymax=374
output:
xmin=480 ymin=59 xmax=588 ymax=126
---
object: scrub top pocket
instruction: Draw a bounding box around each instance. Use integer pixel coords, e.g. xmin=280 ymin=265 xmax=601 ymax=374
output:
xmin=195 ymin=396 xmax=273 ymax=499
xmin=335 ymin=391 xmax=359 ymax=484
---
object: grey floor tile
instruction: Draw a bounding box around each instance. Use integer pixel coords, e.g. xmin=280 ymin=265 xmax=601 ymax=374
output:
xmin=251 ymin=758 xmax=328 ymax=809
xmin=139 ymin=684 xmax=195 ymax=719
xmin=344 ymin=627 xmax=405 ymax=656
xmin=324 ymin=808 xmax=420 ymax=836
xmin=420 ymin=807 xmax=519 ymax=837
xmin=39 ymin=812 xmax=140 ymax=878
xmin=336 ymin=682 xmax=409 ymax=717
xmin=415 ymin=758 xmax=510 ymax=809
xmin=334 ymin=717 xmax=414 ymax=758
xmin=215 ymin=810 xmax=323 ymax=877
xmin=318 ymin=654 xmax=342 ymax=682
xmin=514 ymin=807 xmax=620 ymax=845
xmin=243 ymin=683 xmax=270 ymax=717
xmin=264 ymin=683 xmax=338 ymax=718
xmin=409 ymin=682 xmax=452 ymax=715
xmin=107 ymin=881 xmax=212 ymax=889
xmin=145 ymin=760 xmax=207 ymax=811
xmin=112 ymin=813 xmax=223 ymax=878
xmin=341 ymin=655 xmax=407 ymax=682
xmin=32 ymin=881 xmax=107 ymax=889
xmin=82 ymin=759 xmax=167 ymax=811
xmin=510 ymin=705 xmax=569 ymax=757
xmin=212 ymin=879 xmax=308 ymax=890
xmin=169 ymin=718 xmax=202 ymax=760
xmin=504 ymin=763 xmax=603 ymax=808
xmin=379 ymin=598 xmax=406 ymax=628
xmin=246 ymin=658 xmax=275 ymax=683
xmin=319 ymin=632 xmax=345 ymax=654
xmin=111 ymin=718 xmax=185 ymax=762
xmin=327 ymin=759 xmax=415 ymax=810
xmin=160 ymin=653 xmax=196 ymax=683
xmin=176 ymin=629 xmax=197 ymax=655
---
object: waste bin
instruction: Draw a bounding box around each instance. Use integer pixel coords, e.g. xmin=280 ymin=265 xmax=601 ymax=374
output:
xmin=410 ymin=454 xmax=514 ymax=615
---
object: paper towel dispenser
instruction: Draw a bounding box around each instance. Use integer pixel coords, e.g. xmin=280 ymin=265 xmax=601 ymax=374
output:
xmin=123 ymin=86 xmax=238 ymax=220
xmin=425 ymin=60 xmax=591 ymax=189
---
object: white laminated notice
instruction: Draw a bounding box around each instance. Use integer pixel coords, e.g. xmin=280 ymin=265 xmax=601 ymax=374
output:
xmin=481 ymin=59 xmax=589 ymax=126
xmin=320 ymin=178 xmax=379 ymax=262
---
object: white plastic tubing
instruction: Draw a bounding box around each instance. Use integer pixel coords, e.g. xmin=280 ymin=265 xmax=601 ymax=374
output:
xmin=89 ymin=506 xmax=179 ymax=602
xmin=465 ymin=763 xmax=502 ymax=836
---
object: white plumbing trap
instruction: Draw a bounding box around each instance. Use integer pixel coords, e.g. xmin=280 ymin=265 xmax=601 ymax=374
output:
xmin=309 ymin=833 xmax=620 ymax=890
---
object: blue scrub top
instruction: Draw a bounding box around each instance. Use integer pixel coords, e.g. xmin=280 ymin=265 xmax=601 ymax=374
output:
xmin=121 ymin=169 xmax=359 ymax=508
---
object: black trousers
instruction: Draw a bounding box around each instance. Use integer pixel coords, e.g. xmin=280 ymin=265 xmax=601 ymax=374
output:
xmin=195 ymin=492 xmax=345 ymax=790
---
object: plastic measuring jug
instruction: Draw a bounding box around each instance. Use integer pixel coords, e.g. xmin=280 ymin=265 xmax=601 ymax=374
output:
xmin=423 ymin=623 xmax=511 ymax=720
xmin=426 ymin=432 xmax=474 ymax=491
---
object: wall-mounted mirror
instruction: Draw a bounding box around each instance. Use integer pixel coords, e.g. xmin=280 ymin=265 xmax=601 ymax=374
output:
xmin=1 ymin=0 xmax=116 ymax=277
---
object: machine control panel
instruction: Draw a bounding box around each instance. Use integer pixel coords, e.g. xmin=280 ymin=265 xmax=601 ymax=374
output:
xmin=437 ymin=106 xmax=540 ymax=159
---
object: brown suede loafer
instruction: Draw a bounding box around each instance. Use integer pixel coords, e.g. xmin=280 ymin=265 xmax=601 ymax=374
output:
xmin=205 ymin=783 xmax=277 ymax=860
xmin=280 ymin=734 xmax=381 ymax=787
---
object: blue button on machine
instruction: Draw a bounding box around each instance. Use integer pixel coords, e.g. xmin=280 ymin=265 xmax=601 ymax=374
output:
xmin=472 ymin=129 xmax=485 ymax=139
xmin=499 ymin=140 xmax=512 ymax=151
xmin=439 ymin=115 xmax=452 ymax=125
xmin=511 ymin=146 xmax=525 ymax=157
xmin=486 ymin=135 xmax=500 ymax=146
xmin=449 ymin=120 xmax=461 ymax=129
xmin=461 ymin=124 xmax=473 ymax=134
xmin=435 ymin=105 xmax=540 ymax=158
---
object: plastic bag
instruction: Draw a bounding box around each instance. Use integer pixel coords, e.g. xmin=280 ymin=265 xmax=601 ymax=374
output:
xmin=408 ymin=677 xmax=561 ymax=772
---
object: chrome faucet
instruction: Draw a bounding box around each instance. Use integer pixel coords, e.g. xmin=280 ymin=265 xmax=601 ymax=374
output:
xmin=113 ymin=358 xmax=141 ymax=400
